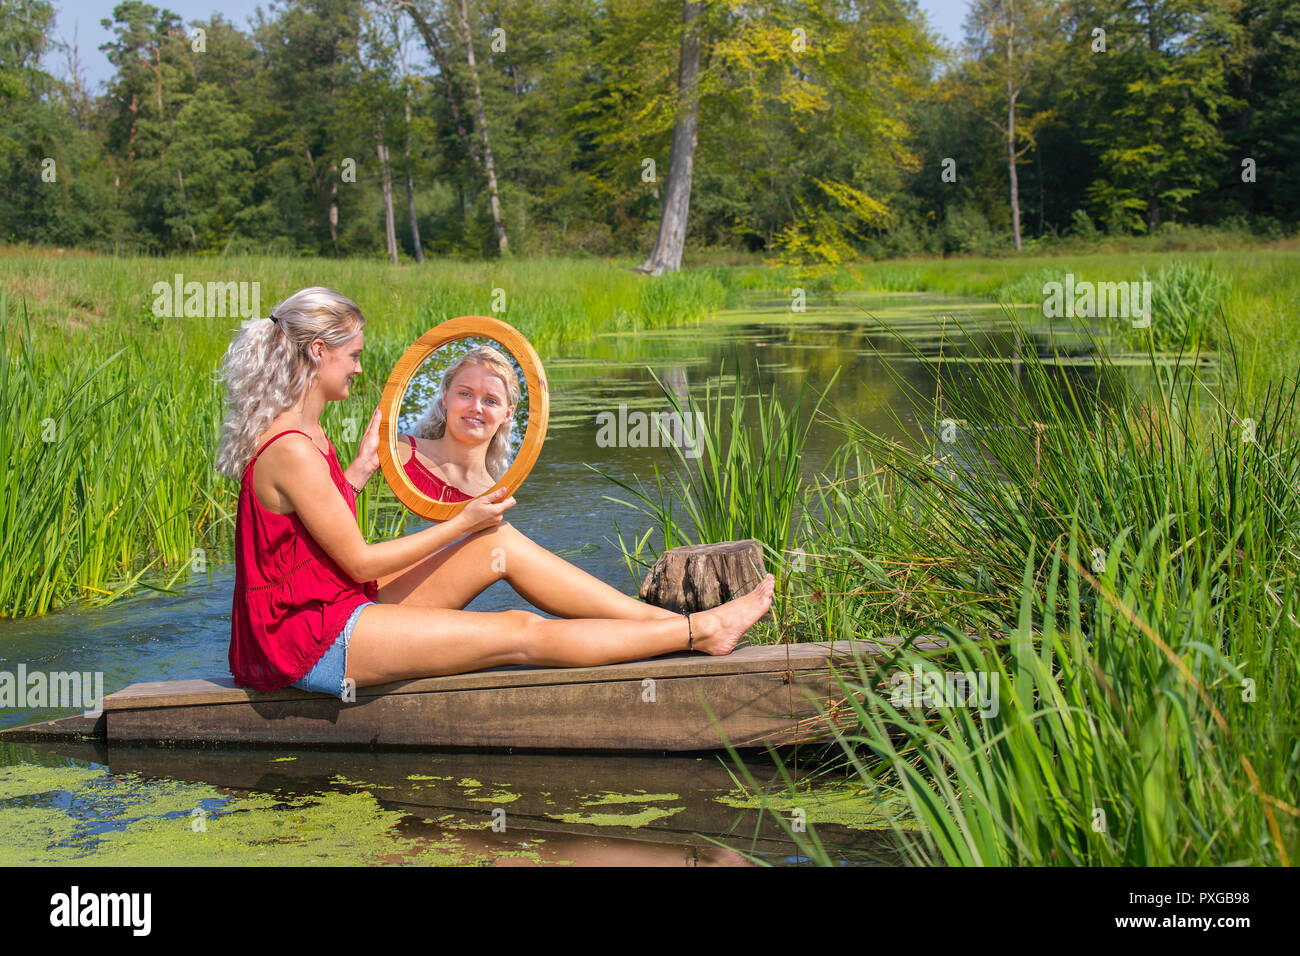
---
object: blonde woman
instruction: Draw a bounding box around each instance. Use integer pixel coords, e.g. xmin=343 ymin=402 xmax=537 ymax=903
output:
xmin=395 ymin=345 xmax=519 ymax=504
xmin=216 ymin=287 xmax=774 ymax=699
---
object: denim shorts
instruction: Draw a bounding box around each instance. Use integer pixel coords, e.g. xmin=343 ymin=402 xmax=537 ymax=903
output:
xmin=291 ymin=601 xmax=374 ymax=700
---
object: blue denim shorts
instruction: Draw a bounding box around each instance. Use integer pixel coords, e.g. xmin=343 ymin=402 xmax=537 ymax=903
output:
xmin=292 ymin=602 xmax=374 ymax=700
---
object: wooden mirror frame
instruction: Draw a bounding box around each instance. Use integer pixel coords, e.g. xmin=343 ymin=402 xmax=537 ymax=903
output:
xmin=377 ymin=316 xmax=549 ymax=522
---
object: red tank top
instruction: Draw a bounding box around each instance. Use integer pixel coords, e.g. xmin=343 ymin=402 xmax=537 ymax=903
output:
xmin=401 ymin=433 xmax=473 ymax=502
xmin=229 ymin=429 xmax=379 ymax=692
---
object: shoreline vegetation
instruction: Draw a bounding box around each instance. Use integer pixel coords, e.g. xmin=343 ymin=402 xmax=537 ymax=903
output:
xmin=2 ymin=245 xmax=1296 ymax=865
xmin=716 ymin=314 xmax=1297 ymax=865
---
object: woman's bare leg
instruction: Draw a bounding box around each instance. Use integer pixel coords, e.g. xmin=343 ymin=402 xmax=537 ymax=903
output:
xmin=377 ymin=522 xmax=683 ymax=621
xmin=346 ymin=574 xmax=776 ymax=688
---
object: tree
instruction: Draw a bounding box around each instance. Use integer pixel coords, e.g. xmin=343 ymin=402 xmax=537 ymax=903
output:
xmin=1065 ymin=0 xmax=1243 ymax=233
xmin=729 ymin=0 xmax=938 ymax=269
xmin=639 ymin=0 xmax=703 ymax=274
xmin=0 ymin=0 xmax=117 ymax=246
xmin=252 ymin=0 xmax=364 ymax=254
xmin=962 ymin=0 xmax=1062 ymax=250
xmin=401 ymin=0 xmax=512 ymax=255
xmin=1226 ymin=0 xmax=1300 ymax=223
xmin=150 ymin=83 xmax=253 ymax=249
xmin=370 ymin=1 xmax=428 ymax=263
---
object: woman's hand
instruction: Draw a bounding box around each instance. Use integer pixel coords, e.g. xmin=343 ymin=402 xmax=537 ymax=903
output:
xmin=455 ymin=486 xmax=516 ymax=535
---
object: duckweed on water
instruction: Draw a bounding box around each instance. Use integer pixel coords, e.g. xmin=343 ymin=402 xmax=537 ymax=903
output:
xmin=547 ymin=806 xmax=685 ymax=829
xmin=466 ymin=790 xmax=521 ymax=804
xmin=712 ymin=784 xmax=907 ymax=832
xmin=579 ymin=791 xmax=679 ymax=807
xmin=331 ymin=774 xmax=397 ymax=791
xmin=537 ymin=790 xmax=696 ymax=827
xmin=0 ymin=763 xmax=102 ymax=800
xmin=0 ymin=763 xmax=502 ymax=866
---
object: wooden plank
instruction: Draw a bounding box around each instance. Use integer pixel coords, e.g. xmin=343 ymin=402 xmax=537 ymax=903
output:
xmin=1 ymin=634 xmax=954 ymax=751
xmin=102 ymin=637 xmax=945 ymax=712
xmin=0 ymin=712 xmax=105 ymax=743
xmin=105 ymin=667 xmax=857 ymax=751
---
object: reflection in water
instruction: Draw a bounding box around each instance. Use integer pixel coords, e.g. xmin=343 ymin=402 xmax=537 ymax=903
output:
xmin=0 ymin=741 xmax=899 ymax=866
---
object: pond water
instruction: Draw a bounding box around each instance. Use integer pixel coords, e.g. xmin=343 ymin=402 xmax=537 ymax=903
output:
xmin=0 ymin=290 xmax=1124 ymax=865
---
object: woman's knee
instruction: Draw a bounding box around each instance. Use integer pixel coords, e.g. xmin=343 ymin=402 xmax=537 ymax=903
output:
xmin=501 ymin=608 xmax=543 ymax=662
xmin=502 ymin=607 xmax=540 ymax=632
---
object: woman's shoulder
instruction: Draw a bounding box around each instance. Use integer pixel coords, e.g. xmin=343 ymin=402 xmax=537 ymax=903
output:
xmin=249 ymin=427 xmax=333 ymax=497
xmin=397 ymin=431 xmax=421 ymax=464
xmin=255 ymin=423 xmax=327 ymax=459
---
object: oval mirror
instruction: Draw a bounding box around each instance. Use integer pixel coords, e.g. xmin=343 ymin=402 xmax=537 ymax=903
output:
xmin=377 ymin=316 xmax=549 ymax=522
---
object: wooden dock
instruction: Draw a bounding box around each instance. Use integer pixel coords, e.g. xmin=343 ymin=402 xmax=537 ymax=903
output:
xmin=0 ymin=637 xmax=948 ymax=752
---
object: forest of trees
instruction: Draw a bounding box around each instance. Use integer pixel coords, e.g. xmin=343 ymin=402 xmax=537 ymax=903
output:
xmin=1 ymin=0 xmax=1296 ymax=263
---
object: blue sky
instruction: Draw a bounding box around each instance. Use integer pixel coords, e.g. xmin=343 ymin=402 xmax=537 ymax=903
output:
xmin=44 ymin=0 xmax=971 ymax=91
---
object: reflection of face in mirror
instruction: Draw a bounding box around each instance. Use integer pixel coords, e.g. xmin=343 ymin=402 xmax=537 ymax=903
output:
xmin=395 ymin=339 xmax=529 ymax=503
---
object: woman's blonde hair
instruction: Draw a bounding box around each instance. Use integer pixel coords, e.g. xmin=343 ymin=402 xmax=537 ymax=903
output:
xmin=412 ymin=345 xmax=519 ymax=481
xmin=215 ymin=287 xmax=365 ymax=480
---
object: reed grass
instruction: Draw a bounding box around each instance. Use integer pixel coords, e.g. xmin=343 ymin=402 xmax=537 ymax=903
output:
xmin=706 ymin=316 xmax=1298 ymax=865
xmin=592 ymin=357 xmax=838 ymax=599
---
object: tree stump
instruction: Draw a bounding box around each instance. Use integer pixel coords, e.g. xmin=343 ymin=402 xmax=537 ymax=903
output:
xmin=639 ymin=540 xmax=768 ymax=615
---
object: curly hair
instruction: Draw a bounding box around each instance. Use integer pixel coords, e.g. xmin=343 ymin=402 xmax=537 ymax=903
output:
xmin=215 ymin=287 xmax=366 ymax=481
xmin=411 ymin=345 xmax=519 ymax=482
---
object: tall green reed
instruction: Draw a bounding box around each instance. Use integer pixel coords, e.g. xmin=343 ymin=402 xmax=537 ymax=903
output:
xmin=733 ymin=520 xmax=1296 ymax=865
xmin=591 ymin=358 xmax=838 ymax=607
xmin=715 ymin=315 xmax=1298 ymax=865
xmin=0 ymin=297 xmax=234 ymax=615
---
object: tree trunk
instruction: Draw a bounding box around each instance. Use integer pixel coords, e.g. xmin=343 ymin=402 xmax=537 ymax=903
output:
xmin=378 ymin=138 xmax=399 ymax=264
xmin=456 ymin=0 xmax=509 ymax=256
xmin=639 ymin=1 xmax=704 ymax=275
xmin=329 ymin=162 xmax=339 ymax=255
xmin=1008 ymin=95 xmax=1022 ymax=251
xmin=639 ymin=540 xmax=768 ymax=617
xmin=63 ymin=28 xmax=92 ymax=132
xmin=127 ymin=92 xmax=138 ymax=167
xmin=402 ymin=3 xmax=477 ymax=165
xmin=404 ymin=100 xmax=424 ymax=263
xmin=1007 ymin=34 xmax=1022 ymax=251
xmin=177 ymin=168 xmax=197 ymax=246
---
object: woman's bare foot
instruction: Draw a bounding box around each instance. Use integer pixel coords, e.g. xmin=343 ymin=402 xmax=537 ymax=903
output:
xmin=690 ymin=574 xmax=775 ymax=655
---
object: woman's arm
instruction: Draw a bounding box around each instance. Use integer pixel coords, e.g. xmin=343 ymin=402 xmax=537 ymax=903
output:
xmin=266 ymin=435 xmax=474 ymax=583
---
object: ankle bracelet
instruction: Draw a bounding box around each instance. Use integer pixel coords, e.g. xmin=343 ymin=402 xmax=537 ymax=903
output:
xmin=686 ymin=612 xmax=693 ymax=651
